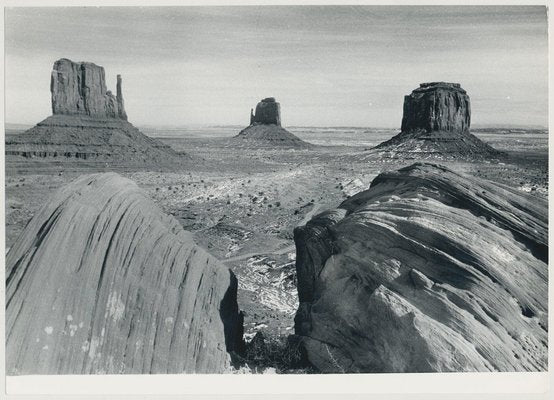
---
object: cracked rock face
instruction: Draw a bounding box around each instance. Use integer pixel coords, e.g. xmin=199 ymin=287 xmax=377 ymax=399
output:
xmin=5 ymin=173 xmax=243 ymax=374
xmin=51 ymin=58 xmax=127 ymax=120
xmin=293 ymin=163 xmax=547 ymax=373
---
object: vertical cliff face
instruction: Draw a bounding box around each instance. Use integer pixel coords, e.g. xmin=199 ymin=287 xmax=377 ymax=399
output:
xmin=401 ymin=82 xmax=471 ymax=133
xmin=116 ymin=75 xmax=127 ymax=120
xmin=5 ymin=173 xmax=243 ymax=374
xmin=251 ymin=97 xmax=281 ymax=126
xmin=50 ymin=58 xmax=127 ymax=119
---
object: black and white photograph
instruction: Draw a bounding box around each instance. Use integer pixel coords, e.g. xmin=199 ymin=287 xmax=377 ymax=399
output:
xmin=2 ymin=1 xmax=551 ymax=397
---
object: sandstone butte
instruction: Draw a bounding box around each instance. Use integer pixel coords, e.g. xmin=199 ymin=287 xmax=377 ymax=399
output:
xmin=235 ymin=97 xmax=311 ymax=149
xmin=293 ymin=162 xmax=547 ymax=373
xmin=5 ymin=173 xmax=243 ymax=374
xmin=5 ymin=58 xmax=181 ymax=164
xmin=375 ymin=82 xmax=500 ymax=157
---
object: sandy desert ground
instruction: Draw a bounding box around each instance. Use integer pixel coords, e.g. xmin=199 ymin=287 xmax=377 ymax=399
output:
xmin=4 ymin=125 xmax=548 ymax=371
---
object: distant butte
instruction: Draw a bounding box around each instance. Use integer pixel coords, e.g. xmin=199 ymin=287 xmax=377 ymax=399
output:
xmin=235 ymin=97 xmax=311 ymax=149
xmin=5 ymin=58 xmax=183 ymax=166
xmin=374 ymin=82 xmax=500 ymax=158
xmin=50 ymin=58 xmax=128 ymax=120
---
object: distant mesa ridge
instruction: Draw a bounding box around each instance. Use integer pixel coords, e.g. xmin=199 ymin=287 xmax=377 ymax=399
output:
xmin=6 ymin=58 xmax=182 ymax=165
xmin=401 ymin=81 xmax=470 ymax=133
xmin=236 ymin=97 xmax=311 ymax=149
xmin=374 ymin=82 xmax=499 ymax=157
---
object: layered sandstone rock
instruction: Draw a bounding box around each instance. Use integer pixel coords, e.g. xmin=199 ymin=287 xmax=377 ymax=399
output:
xmin=6 ymin=58 xmax=182 ymax=165
xmin=51 ymin=58 xmax=127 ymax=120
xmin=5 ymin=114 xmax=179 ymax=163
xmin=293 ymin=163 xmax=547 ymax=373
xmin=375 ymin=83 xmax=499 ymax=157
xmin=6 ymin=173 xmax=243 ymax=374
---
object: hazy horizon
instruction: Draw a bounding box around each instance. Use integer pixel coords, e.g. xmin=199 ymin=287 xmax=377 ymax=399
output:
xmin=5 ymin=6 xmax=548 ymax=128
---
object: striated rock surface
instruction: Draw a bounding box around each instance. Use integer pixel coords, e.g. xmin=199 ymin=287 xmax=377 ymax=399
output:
xmin=7 ymin=58 xmax=182 ymax=165
xmin=293 ymin=163 xmax=547 ymax=373
xmin=5 ymin=114 xmax=180 ymax=163
xmin=6 ymin=173 xmax=243 ymax=374
xmin=235 ymin=97 xmax=310 ymax=148
xmin=375 ymin=82 xmax=499 ymax=158
xmin=51 ymin=58 xmax=127 ymax=120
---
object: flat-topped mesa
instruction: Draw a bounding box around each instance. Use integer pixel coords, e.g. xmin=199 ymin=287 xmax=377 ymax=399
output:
xmin=250 ymin=97 xmax=281 ymax=126
xmin=51 ymin=58 xmax=127 ymax=120
xmin=401 ymin=82 xmax=470 ymax=133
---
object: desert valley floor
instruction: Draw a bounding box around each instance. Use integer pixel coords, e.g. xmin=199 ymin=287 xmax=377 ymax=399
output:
xmin=4 ymin=125 xmax=548 ymax=372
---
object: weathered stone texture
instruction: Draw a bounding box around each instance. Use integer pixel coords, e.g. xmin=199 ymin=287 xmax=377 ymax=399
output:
xmin=50 ymin=58 xmax=127 ymax=119
xmin=401 ymin=82 xmax=471 ymax=133
xmin=293 ymin=163 xmax=547 ymax=373
xmin=6 ymin=173 xmax=243 ymax=374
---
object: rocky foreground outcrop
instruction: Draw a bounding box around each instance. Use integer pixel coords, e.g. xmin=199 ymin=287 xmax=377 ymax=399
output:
xmin=235 ymin=97 xmax=311 ymax=149
xmin=293 ymin=163 xmax=547 ymax=373
xmin=6 ymin=58 xmax=181 ymax=165
xmin=375 ymin=82 xmax=499 ymax=158
xmin=6 ymin=173 xmax=243 ymax=374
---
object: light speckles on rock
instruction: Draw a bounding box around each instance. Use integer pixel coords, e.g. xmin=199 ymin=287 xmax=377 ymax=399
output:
xmin=5 ymin=173 xmax=244 ymax=374
xmin=106 ymin=291 xmax=125 ymax=322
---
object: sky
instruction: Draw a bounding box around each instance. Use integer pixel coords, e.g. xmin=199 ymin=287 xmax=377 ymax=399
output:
xmin=4 ymin=6 xmax=549 ymax=128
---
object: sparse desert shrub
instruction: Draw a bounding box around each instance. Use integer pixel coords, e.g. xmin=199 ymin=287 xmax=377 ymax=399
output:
xmin=275 ymin=202 xmax=281 ymax=207
xmin=241 ymin=332 xmax=310 ymax=373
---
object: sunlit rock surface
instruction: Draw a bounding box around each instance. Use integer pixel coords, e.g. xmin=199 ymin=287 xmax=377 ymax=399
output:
xmin=294 ymin=162 xmax=547 ymax=372
xmin=6 ymin=173 xmax=243 ymax=374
